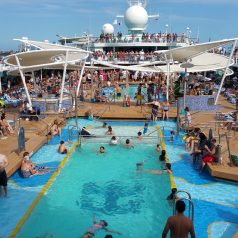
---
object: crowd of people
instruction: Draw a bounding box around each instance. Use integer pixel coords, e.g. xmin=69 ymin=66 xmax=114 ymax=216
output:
xmin=182 ymin=126 xmax=223 ymax=172
xmin=97 ymin=31 xmax=189 ymax=44
xmin=92 ymin=49 xmax=159 ymax=62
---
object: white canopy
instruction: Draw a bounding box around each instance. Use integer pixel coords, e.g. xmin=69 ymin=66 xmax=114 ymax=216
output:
xmin=4 ymin=49 xmax=89 ymax=71
xmin=93 ymin=52 xmax=234 ymax=74
xmin=155 ymin=38 xmax=238 ymax=61
xmin=14 ymin=38 xmax=90 ymax=53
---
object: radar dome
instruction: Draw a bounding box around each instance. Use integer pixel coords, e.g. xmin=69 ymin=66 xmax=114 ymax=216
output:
xmin=102 ymin=23 xmax=114 ymax=34
xmin=124 ymin=5 xmax=148 ymax=31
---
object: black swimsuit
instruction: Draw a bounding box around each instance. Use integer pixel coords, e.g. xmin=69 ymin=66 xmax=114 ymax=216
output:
xmin=0 ymin=169 xmax=7 ymax=186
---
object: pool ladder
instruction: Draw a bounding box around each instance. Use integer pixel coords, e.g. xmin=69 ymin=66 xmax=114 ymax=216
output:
xmin=68 ymin=125 xmax=82 ymax=148
xmin=173 ymin=190 xmax=194 ymax=222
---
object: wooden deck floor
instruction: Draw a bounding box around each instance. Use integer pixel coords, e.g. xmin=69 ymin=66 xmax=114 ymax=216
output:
xmin=0 ymin=95 xmax=237 ymax=181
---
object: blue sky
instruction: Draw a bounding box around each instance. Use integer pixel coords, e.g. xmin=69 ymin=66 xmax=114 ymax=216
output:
xmin=0 ymin=0 xmax=237 ymax=50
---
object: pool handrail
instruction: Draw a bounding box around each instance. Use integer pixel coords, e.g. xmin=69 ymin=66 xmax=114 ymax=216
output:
xmin=173 ymin=194 xmax=194 ymax=222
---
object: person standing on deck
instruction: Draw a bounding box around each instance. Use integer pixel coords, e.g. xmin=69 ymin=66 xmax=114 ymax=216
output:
xmin=162 ymin=200 xmax=196 ymax=238
xmin=0 ymin=154 xmax=8 ymax=197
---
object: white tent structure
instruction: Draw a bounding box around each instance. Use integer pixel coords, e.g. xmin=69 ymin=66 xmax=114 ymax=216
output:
xmin=4 ymin=48 xmax=90 ymax=111
xmin=3 ymin=37 xmax=238 ymax=111
xmin=93 ymin=38 xmax=238 ymax=103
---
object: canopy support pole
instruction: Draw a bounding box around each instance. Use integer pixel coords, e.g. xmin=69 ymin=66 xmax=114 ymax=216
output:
xmin=0 ymin=74 xmax=2 ymax=92
xmin=32 ymin=71 xmax=36 ymax=91
xmin=183 ymin=68 xmax=187 ymax=108
xmin=126 ymin=71 xmax=129 ymax=96
xmin=215 ymin=40 xmax=237 ymax=105
xmin=58 ymin=50 xmax=69 ymax=112
xmin=0 ymin=64 xmax=2 ymax=92
xmin=91 ymin=69 xmax=93 ymax=102
xmin=166 ymin=61 xmax=170 ymax=101
xmin=76 ymin=60 xmax=86 ymax=97
xmin=40 ymin=69 xmax=42 ymax=81
xmin=15 ymin=55 xmax=32 ymax=106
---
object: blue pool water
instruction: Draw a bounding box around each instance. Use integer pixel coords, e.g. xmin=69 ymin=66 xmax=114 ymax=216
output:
xmin=16 ymin=137 xmax=172 ymax=238
xmin=0 ymin=119 xmax=237 ymax=238
xmin=103 ymin=85 xmax=165 ymax=102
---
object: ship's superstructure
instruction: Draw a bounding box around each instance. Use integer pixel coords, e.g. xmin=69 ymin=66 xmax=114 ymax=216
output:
xmin=56 ymin=0 xmax=193 ymax=65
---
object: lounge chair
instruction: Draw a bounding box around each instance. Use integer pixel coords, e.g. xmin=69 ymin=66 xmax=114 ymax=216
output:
xmin=3 ymin=94 xmax=22 ymax=107
xmin=230 ymin=154 xmax=238 ymax=166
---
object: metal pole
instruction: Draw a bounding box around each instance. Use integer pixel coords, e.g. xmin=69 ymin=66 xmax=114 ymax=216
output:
xmin=32 ymin=71 xmax=36 ymax=91
xmin=75 ymin=89 xmax=79 ymax=132
xmin=183 ymin=79 xmax=187 ymax=108
xmin=15 ymin=55 xmax=32 ymax=106
xmin=91 ymin=70 xmax=93 ymax=102
xmin=40 ymin=69 xmax=42 ymax=81
xmin=59 ymin=50 xmax=69 ymax=112
xmin=166 ymin=62 xmax=170 ymax=101
xmin=0 ymin=64 xmax=2 ymax=92
xmin=76 ymin=61 xmax=86 ymax=97
xmin=215 ymin=40 xmax=237 ymax=105
xmin=126 ymin=71 xmax=129 ymax=95
xmin=0 ymin=74 xmax=2 ymax=92
xmin=176 ymin=100 xmax=180 ymax=136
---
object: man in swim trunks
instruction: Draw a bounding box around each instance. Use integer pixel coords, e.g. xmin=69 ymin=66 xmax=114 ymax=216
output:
xmin=82 ymin=216 xmax=121 ymax=238
xmin=0 ymin=154 xmax=8 ymax=197
xmin=162 ymin=200 xmax=195 ymax=238
xmin=20 ymin=159 xmax=52 ymax=178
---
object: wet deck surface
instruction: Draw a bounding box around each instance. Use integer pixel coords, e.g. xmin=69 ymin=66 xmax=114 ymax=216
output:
xmin=0 ymin=95 xmax=237 ymax=181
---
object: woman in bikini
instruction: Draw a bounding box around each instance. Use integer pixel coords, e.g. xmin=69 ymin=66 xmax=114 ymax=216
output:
xmin=50 ymin=119 xmax=61 ymax=137
xmin=162 ymin=100 xmax=170 ymax=120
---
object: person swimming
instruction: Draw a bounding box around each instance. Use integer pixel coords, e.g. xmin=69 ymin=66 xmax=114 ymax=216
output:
xmin=167 ymin=188 xmax=178 ymax=201
xmin=97 ymin=146 xmax=105 ymax=154
xmin=163 ymin=163 xmax=172 ymax=174
xmin=58 ymin=141 xmax=68 ymax=154
xmin=143 ymin=123 xmax=149 ymax=135
xmin=81 ymin=216 xmax=121 ymax=238
xmin=125 ymin=139 xmax=134 ymax=148
xmin=169 ymin=130 xmax=175 ymax=142
xmin=110 ymin=136 xmax=118 ymax=145
xmin=80 ymin=127 xmax=92 ymax=137
xmin=156 ymin=144 xmax=162 ymax=152
xmin=136 ymin=160 xmax=162 ymax=174
xmin=159 ymin=150 xmax=167 ymax=161
xmin=137 ymin=131 xmax=142 ymax=140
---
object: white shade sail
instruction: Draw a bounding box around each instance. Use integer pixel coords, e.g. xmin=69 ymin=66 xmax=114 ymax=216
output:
xmin=4 ymin=49 xmax=89 ymax=70
xmin=155 ymin=38 xmax=238 ymax=61
xmin=14 ymin=38 xmax=90 ymax=53
xmin=93 ymin=52 xmax=234 ymax=74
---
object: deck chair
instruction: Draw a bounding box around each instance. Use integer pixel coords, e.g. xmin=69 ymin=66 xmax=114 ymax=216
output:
xmin=230 ymin=155 xmax=238 ymax=166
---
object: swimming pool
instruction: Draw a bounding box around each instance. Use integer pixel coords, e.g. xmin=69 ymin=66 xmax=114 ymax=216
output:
xmin=103 ymin=85 xmax=164 ymax=102
xmin=1 ymin=119 xmax=237 ymax=238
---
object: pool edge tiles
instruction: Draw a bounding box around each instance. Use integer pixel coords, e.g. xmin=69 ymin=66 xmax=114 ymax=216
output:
xmin=157 ymin=126 xmax=176 ymax=189
xmin=9 ymin=141 xmax=78 ymax=238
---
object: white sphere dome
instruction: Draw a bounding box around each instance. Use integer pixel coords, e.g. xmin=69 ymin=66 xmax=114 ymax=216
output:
xmin=102 ymin=23 xmax=114 ymax=34
xmin=124 ymin=5 xmax=148 ymax=30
